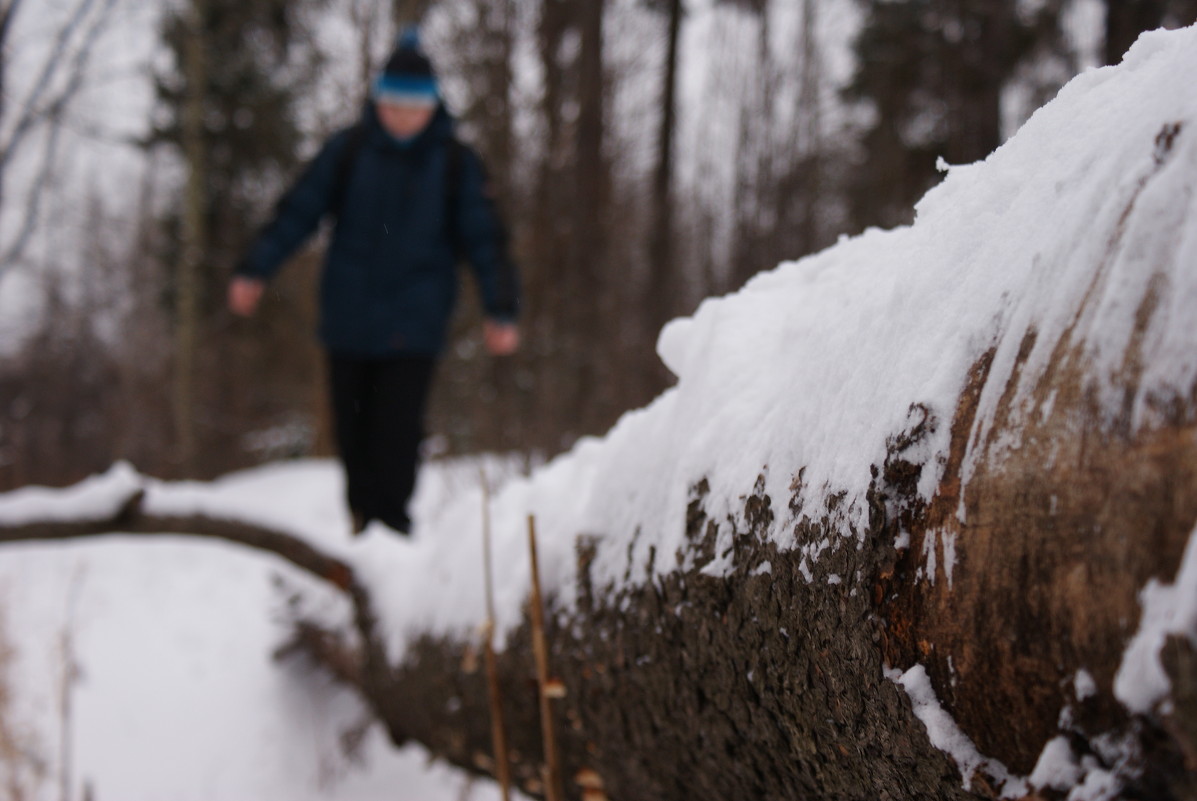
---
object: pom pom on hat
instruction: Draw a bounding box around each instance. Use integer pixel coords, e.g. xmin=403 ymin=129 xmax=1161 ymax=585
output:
xmin=373 ymin=26 xmax=438 ymax=107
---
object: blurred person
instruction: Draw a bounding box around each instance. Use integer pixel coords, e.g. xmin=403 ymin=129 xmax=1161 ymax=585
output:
xmin=229 ymin=28 xmax=520 ymax=537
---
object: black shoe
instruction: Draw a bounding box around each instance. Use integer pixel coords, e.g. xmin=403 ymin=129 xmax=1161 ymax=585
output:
xmin=351 ymin=509 xmax=371 ymax=536
xmin=377 ymin=514 xmax=412 ymax=537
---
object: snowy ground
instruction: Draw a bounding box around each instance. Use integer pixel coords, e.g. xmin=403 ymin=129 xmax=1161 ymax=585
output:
xmin=0 ymin=459 xmax=529 ymax=801
xmin=3 ymin=21 xmax=1197 ymax=801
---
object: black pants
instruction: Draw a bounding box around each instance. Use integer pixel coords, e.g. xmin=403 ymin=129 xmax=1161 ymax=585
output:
xmin=328 ymin=353 xmax=437 ymax=531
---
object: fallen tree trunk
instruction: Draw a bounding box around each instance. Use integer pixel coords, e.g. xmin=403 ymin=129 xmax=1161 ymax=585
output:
xmin=363 ymin=400 xmax=1197 ymax=801
xmin=5 ymin=26 xmax=1197 ymax=801
xmin=2 ymin=393 xmax=1192 ymax=801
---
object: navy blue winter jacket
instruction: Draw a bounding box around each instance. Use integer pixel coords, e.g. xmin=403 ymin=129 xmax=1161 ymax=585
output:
xmin=238 ymin=105 xmax=519 ymax=357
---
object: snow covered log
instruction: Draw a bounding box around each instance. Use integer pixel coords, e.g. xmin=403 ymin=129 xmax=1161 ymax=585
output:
xmin=348 ymin=27 xmax=1197 ymax=801
xmin=3 ymin=26 xmax=1197 ymax=801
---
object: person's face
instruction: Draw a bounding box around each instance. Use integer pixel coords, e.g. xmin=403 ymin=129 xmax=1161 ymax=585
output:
xmin=376 ymin=101 xmax=436 ymax=139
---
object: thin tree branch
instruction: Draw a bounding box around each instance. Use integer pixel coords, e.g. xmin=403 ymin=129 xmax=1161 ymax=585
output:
xmin=0 ymin=484 xmax=406 ymax=744
xmin=0 ymin=0 xmax=120 ymax=270
xmin=0 ymin=489 xmax=356 ymax=589
xmin=273 ymin=620 xmax=364 ymax=689
xmin=0 ymin=0 xmax=27 ymax=43
xmin=0 ymin=0 xmax=99 ymax=167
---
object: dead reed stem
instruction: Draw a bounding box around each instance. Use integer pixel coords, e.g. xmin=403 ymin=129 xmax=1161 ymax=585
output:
xmin=528 ymin=514 xmax=562 ymax=801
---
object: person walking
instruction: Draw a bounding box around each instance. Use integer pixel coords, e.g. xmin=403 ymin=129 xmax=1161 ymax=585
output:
xmin=228 ymin=29 xmax=520 ymax=537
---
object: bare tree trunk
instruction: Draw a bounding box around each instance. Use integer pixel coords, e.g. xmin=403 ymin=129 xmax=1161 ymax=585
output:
xmin=729 ymin=8 xmax=777 ymax=294
xmin=529 ymin=0 xmax=570 ymax=450
xmin=391 ymin=0 xmax=431 ymax=28
xmin=174 ymin=0 xmax=209 ymax=475
xmin=794 ymin=0 xmax=822 ymax=255
xmin=941 ymin=1 xmax=1007 ymax=166
xmin=485 ymin=0 xmax=522 ymax=450
xmin=349 ymin=0 xmax=380 ymax=105
xmin=1104 ymin=0 xmax=1167 ymax=64
xmin=646 ymin=0 xmax=682 ymax=341
xmin=571 ymin=0 xmax=609 ymax=433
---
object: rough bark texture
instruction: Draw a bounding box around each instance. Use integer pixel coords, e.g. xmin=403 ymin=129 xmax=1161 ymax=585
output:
xmin=368 ymin=378 xmax=1195 ymax=801
xmin=4 ymin=373 xmax=1194 ymax=800
xmin=336 ymin=131 xmax=1197 ymax=798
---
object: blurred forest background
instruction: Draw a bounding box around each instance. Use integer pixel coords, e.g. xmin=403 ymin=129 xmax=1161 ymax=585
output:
xmin=0 ymin=0 xmax=1195 ymax=490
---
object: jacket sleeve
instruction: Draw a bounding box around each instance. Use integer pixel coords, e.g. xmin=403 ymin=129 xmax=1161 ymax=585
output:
xmin=236 ymin=130 xmax=349 ymax=281
xmin=454 ymin=146 xmax=521 ymax=322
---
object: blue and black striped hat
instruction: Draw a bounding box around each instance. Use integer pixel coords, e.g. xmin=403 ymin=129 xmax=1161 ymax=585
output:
xmin=373 ymin=27 xmax=438 ymax=107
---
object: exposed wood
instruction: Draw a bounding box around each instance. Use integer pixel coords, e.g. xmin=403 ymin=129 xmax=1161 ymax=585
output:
xmin=174 ymin=0 xmax=209 ymax=474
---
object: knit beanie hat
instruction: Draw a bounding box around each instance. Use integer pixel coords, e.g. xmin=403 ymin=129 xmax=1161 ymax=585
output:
xmin=373 ymin=27 xmax=439 ymax=107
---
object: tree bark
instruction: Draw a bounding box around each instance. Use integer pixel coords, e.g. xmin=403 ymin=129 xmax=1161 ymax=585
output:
xmin=646 ymin=0 xmax=682 ymax=338
xmin=359 ymin=370 xmax=1197 ymax=800
xmin=570 ymin=0 xmax=610 ymax=434
xmin=1104 ymin=0 xmax=1168 ymax=65
xmin=174 ymin=0 xmax=208 ymax=475
xmin=391 ymin=0 xmax=432 ymax=28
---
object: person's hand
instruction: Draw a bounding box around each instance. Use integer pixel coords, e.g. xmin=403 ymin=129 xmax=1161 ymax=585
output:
xmin=484 ymin=320 xmax=520 ymax=356
xmin=228 ymin=276 xmax=265 ymax=317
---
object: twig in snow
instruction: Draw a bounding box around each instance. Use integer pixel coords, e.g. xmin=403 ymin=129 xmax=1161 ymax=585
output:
xmin=527 ymin=514 xmax=562 ymax=801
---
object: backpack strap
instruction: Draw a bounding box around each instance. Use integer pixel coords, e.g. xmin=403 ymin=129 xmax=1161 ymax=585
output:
xmin=444 ymin=136 xmax=465 ymax=255
xmin=332 ymin=125 xmax=462 ymax=230
xmin=330 ymin=123 xmax=367 ymax=219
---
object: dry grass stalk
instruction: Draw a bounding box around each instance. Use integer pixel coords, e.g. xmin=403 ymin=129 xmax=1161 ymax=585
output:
xmin=528 ymin=514 xmax=563 ymax=801
xmin=0 ymin=603 xmax=48 ymax=800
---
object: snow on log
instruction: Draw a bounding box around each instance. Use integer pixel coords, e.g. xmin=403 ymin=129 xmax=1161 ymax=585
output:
xmin=3 ymin=25 xmax=1197 ymax=801
xmin=349 ymin=26 xmax=1197 ymax=801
